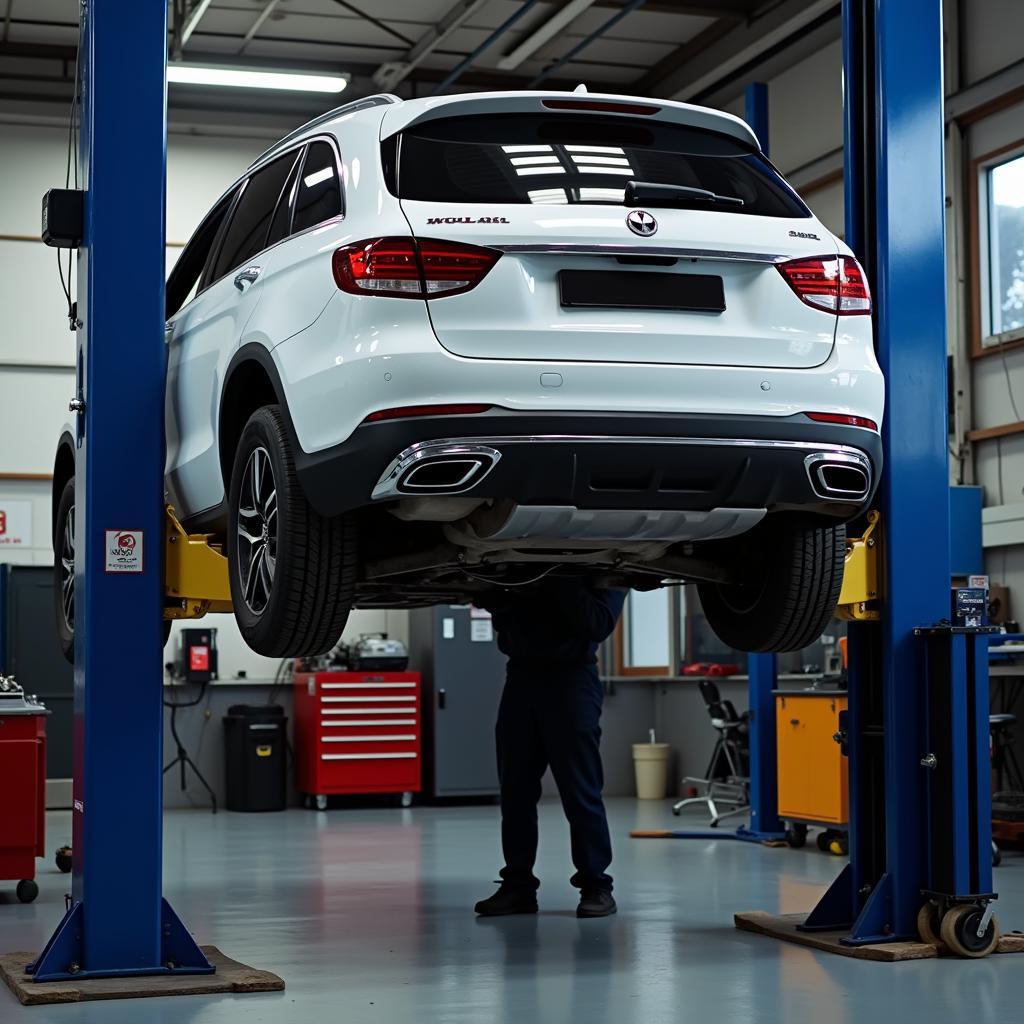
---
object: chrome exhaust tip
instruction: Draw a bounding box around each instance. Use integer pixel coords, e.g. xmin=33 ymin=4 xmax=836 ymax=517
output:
xmin=804 ymin=452 xmax=871 ymax=501
xmin=373 ymin=442 xmax=502 ymax=499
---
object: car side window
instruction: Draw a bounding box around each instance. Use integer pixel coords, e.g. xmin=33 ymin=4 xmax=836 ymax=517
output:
xmin=265 ymin=147 xmax=303 ymax=249
xmin=208 ymin=151 xmax=298 ymax=284
xmin=166 ymin=192 xmax=233 ymax=318
xmin=291 ymin=141 xmax=343 ymax=234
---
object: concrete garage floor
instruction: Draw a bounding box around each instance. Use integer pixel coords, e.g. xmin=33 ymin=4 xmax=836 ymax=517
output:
xmin=2 ymin=800 xmax=1023 ymax=1022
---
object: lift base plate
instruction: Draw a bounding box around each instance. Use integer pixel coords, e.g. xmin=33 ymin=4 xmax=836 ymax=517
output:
xmin=1 ymin=946 xmax=283 ymax=1006
xmin=735 ymin=911 xmax=1024 ymax=962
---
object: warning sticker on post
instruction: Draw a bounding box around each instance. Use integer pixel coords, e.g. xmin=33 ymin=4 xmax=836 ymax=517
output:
xmin=105 ymin=529 xmax=144 ymax=573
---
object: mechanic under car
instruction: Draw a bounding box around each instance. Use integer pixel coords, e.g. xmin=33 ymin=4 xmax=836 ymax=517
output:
xmin=473 ymin=578 xmax=627 ymax=919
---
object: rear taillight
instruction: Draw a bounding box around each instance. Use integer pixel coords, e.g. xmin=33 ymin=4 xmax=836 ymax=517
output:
xmin=777 ymin=256 xmax=872 ymax=315
xmin=332 ymin=237 xmax=500 ymax=299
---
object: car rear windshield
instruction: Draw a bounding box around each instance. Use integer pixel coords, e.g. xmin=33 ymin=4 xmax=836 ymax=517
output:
xmin=387 ymin=113 xmax=810 ymax=218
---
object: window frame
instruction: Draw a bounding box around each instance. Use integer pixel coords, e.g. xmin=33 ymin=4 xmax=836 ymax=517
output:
xmin=611 ymin=588 xmax=684 ymax=677
xmin=970 ymin=136 xmax=1024 ymax=358
xmin=290 ymin=138 xmax=346 ymax=235
xmin=181 ymin=133 xmax=345 ymax=306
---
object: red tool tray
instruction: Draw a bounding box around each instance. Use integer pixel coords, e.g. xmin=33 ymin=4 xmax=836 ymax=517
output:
xmin=293 ymin=671 xmax=422 ymax=801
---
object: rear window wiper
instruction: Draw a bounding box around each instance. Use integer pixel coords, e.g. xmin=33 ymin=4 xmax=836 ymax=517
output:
xmin=624 ymin=180 xmax=744 ymax=209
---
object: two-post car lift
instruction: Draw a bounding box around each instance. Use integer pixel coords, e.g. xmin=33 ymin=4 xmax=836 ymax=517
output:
xmin=15 ymin=0 xmax=1005 ymax=986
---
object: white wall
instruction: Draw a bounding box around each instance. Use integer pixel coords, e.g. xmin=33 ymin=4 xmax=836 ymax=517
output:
xmin=0 ymin=120 xmax=409 ymax=679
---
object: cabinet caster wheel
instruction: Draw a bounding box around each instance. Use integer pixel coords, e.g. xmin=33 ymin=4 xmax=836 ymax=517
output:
xmin=816 ymin=831 xmax=832 ymax=852
xmin=916 ymin=902 xmax=944 ymax=947
xmin=400 ymin=791 xmax=413 ymax=808
xmin=993 ymin=842 xmax=1002 ymax=867
xmin=16 ymin=879 xmax=38 ymax=904
xmin=315 ymin=794 xmax=328 ymax=811
xmin=829 ymin=835 xmax=849 ymax=856
xmin=939 ymin=904 xmax=1000 ymax=958
xmin=785 ymin=824 xmax=807 ymax=848
xmin=55 ymin=846 xmax=73 ymax=873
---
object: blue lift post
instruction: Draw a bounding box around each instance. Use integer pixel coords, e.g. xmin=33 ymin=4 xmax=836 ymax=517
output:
xmin=799 ymin=0 xmax=989 ymax=945
xmin=739 ymin=82 xmax=785 ymax=844
xmin=27 ymin=1 xmax=212 ymax=981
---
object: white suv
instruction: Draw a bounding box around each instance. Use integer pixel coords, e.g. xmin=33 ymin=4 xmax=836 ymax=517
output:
xmin=52 ymin=90 xmax=883 ymax=659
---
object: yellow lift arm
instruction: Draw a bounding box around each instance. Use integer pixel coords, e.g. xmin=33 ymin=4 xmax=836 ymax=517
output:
xmin=163 ymin=506 xmax=233 ymax=620
xmin=835 ymin=510 xmax=880 ymax=621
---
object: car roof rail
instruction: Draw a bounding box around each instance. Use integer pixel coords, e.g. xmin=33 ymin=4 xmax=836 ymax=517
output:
xmin=248 ymin=94 xmax=401 ymax=168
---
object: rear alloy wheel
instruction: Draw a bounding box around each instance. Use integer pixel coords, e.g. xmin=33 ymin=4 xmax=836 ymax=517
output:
xmin=53 ymin=477 xmax=76 ymax=663
xmin=698 ymin=515 xmax=847 ymax=653
xmin=227 ymin=405 xmax=356 ymax=657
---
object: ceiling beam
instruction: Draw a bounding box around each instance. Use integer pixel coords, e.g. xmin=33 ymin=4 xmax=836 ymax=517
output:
xmin=590 ymin=0 xmax=754 ymax=15
xmin=642 ymin=0 xmax=840 ymax=100
xmin=633 ymin=17 xmax=737 ymax=94
xmin=181 ymin=0 xmax=215 ymax=49
xmin=372 ymin=0 xmax=491 ymax=91
xmin=239 ymin=0 xmax=281 ymax=55
xmin=329 ymin=0 xmax=414 ymax=47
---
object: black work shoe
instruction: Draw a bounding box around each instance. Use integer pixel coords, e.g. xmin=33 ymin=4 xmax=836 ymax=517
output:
xmin=474 ymin=885 xmax=538 ymax=917
xmin=577 ymin=889 xmax=617 ymax=918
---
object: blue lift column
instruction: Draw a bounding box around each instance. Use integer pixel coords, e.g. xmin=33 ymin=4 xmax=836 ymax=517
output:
xmin=801 ymin=0 xmax=982 ymax=944
xmin=739 ymin=81 xmax=785 ymax=844
xmin=28 ymin=0 xmax=211 ymax=981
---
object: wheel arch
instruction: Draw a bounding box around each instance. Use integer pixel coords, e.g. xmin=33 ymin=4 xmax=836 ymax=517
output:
xmin=218 ymin=345 xmax=298 ymax=491
xmin=52 ymin=432 xmax=76 ymax=543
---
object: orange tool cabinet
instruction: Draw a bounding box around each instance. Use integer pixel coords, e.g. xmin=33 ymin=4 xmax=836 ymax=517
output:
xmin=775 ymin=689 xmax=849 ymax=830
xmin=293 ymin=671 xmax=422 ymax=807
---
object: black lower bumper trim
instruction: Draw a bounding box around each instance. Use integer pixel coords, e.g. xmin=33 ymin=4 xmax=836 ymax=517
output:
xmin=294 ymin=410 xmax=882 ymax=521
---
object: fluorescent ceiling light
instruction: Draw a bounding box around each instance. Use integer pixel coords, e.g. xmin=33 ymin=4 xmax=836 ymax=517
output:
xmin=168 ymin=63 xmax=349 ymax=93
xmin=528 ymin=188 xmax=569 ymax=204
xmin=515 ymin=166 xmax=566 ymax=176
xmin=497 ymin=0 xmax=598 ymax=71
xmin=303 ymin=166 xmax=334 ymax=188
xmin=569 ymin=155 xmax=631 ymax=166
xmin=502 ymin=144 xmax=553 ymax=153
xmin=576 ymin=166 xmax=633 ymax=175
xmin=510 ymin=155 xmax=561 ymax=166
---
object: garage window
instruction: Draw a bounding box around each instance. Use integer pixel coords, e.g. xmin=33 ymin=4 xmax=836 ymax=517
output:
xmin=979 ymin=148 xmax=1024 ymax=347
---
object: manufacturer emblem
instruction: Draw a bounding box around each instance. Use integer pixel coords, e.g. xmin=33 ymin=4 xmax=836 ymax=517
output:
xmin=626 ymin=209 xmax=657 ymax=237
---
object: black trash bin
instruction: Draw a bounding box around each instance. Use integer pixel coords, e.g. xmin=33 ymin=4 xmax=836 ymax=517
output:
xmin=223 ymin=705 xmax=288 ymax=812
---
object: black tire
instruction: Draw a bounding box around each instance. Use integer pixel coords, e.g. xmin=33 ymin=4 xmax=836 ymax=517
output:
xmin=227 ymin=405 xmax=356 ymax=657
xmin=17 ymin=879 xmax=39 ymax=904
xmin=698 ymin=516 xmax=846 ymax=653
xmin=816 ymin=830 xmax=832 ymax=852
xmin=55 ymin=847 xmax=73 ymax=873
xmin=53 ymin=476 xmax=76 ymax=664
xmin=785 ymin=823 xmax=808 ymax=848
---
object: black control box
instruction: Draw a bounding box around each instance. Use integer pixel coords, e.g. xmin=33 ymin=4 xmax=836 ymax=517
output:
xmin=41 ymin=188 xmax=84 ymax=248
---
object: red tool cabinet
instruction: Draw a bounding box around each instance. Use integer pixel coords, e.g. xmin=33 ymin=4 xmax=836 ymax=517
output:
xmin=293 ymin=671 xmax=422 ymax=807
xmin=0 ymin=700 xmax=46 ymax=902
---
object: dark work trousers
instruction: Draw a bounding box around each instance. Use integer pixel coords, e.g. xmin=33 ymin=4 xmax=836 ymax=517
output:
xmin=495 ymin=660 xmax=613 ymax=893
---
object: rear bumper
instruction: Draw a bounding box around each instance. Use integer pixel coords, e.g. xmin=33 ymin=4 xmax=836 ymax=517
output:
xmin=295 ymin=410 xmax=881 ymax=519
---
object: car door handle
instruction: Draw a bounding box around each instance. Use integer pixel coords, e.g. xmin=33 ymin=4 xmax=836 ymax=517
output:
xmin=233 ymin=266 xmax=262 ymax=291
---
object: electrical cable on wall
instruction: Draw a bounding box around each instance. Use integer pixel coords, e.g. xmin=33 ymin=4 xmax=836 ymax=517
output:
xmin=56 ymin=56 xmax=81 ymax=329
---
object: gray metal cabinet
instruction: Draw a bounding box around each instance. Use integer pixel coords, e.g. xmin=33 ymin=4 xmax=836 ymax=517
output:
xmin=408 ymin=606 xmax=506 ymax=798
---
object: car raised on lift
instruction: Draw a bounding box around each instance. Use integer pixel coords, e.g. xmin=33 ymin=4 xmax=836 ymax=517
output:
xmin=53 ymin=89 xmax=883 ymax=660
